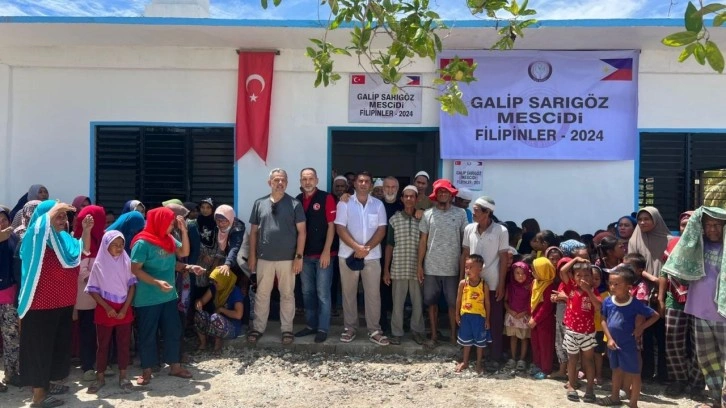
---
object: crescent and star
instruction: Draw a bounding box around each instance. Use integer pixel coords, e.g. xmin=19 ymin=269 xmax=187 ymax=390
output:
xmin=245 ymin=74 xmax=265 ymax=102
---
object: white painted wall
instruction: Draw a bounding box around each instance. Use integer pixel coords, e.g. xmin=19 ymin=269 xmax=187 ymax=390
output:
xmin=0 ymin=44 xmax=723 ymax=234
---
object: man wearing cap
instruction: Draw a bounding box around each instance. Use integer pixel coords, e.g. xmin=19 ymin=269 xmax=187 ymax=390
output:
xmin=334 ymin=171 xmax=390 ymax=346
xmin=454 ymin=187 xmax=475 ymax=223
xmin=462 ymin=196 xmax=510 ymax=366
xmin=384 ymin=185 xmax=425 ymax=345
xmin=413 ymin=171 xmax=433 ymax=211
xmin=333 ymin=176 xmax=349 ymax=200
xmin=294 ymin=168 xmax=337 ymax=343
xmin=372 ymin=179 xmax=385 ymax=200
xmin=417 ymin=179 xmax=468 ymax=347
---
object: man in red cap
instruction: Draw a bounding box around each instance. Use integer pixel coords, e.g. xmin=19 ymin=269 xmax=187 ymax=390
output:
xmin=417 ymin=179 xmax=468 ymax=348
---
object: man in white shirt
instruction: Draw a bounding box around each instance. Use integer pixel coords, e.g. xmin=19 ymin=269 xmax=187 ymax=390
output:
xmin=334 ymin=171 xmax=389 ymax=346
xmin=461 ymin=195 xmax=510 ymax=366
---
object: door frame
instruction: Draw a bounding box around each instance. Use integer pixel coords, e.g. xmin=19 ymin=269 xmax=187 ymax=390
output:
xmin=327 ymin=126 xmax=441 ymax=190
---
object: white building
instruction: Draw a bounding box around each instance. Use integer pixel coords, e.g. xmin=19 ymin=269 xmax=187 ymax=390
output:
xmin=0 ymin=16 xmax=724 ymax=233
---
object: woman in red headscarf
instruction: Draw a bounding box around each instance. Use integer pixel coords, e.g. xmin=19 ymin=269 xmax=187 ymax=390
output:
xmin=130 ymin=207 xmax=202 ymax=385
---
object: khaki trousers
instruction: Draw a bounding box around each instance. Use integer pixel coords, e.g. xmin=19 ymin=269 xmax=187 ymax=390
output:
xmin=339 ymin=258 xmax=381 ymax=333
xmin=391 ymin=279 xmax=425 ymax=337
xmin=253 ymin=259 xmax=295 ymax=334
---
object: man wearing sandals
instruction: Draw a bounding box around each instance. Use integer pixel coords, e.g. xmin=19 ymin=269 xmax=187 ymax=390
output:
xmin=247 ymin=168 xmax=307 ymax=345
xmin=334 ymin=171 xmax=390 ymax=346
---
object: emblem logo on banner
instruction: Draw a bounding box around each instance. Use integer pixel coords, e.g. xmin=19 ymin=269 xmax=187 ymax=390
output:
xmin=348 ymin=73 xmax=423 ymax=124
xmin=439 ymin=50 xmax=639 ymax=161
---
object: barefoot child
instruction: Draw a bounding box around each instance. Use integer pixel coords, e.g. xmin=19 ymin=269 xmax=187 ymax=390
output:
xmin=599 ymin=265 xmax=659 ymax=407
xmin=560 ymin=256 xmax=601 ymax=403
xmin=84 ymin=231 xmax=137 ymax=393
xmin=504 ymin=262 xmax=532 ymax=373
xmin=591 ymin=266 xmax=610 ymax=386
xmin=455 ymin=254 xmax=491 ymax=374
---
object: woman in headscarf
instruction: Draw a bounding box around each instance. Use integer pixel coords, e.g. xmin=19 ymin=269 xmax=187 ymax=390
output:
xmin=518 ymin=218 xmax=540 ymax=255
xmin=616 ymin=215 xmax=637 ymax=241
xmin=10 ymin=184 xmax=49 ymax=228
xmin=130 ymin=207 xmax=194 ymax=385
xmin=68 ymin=196 xmax=92 ymax=233
xmin=106 ymin=211 xmax=145 ymax=255
xmin=529 ymin=257 xmax=557 ymax=378
xmin=121 ymin=200 xmax=145 ymax=217
xmin=0 ymin=207 xmax=20 ymax=390
xmin=13 ymin=200 xmax=41 ymax=241
xmin=628 ymin=207 xmax=671 ymax=277
xmin=18 ymin=200 xmax=93 ymax=407
xmin=194 ymin=267 xmax=244 ymax=353
xmin=196 ymin=198 xmax=217 ymax=278
xmin=72 ymin=205 xmax=106 ymax=382
xmin=213 ymin=205 xmax=245 ymax=279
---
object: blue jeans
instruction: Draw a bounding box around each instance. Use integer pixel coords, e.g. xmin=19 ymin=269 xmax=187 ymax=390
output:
xmin=301 ymin=257 xmax=333 ymax=333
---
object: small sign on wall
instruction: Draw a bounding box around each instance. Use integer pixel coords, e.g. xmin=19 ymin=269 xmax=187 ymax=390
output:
xmin=348 ymin=73 xmax=423 ymax=124
xmin=454 ymin=160 xmax=483 ymax=191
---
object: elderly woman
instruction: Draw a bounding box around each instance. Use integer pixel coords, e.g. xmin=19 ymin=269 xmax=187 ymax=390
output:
xmin=18 ymin=200 xmax=93 ymax=408
xmin=194 ymin=268 xmax=244 ymax=352
xmin=130 ymin=207 xmax=203 ymax=386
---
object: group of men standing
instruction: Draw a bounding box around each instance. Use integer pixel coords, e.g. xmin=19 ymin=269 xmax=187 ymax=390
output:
xmin=245 ymin=167 xmax=509 ymax=362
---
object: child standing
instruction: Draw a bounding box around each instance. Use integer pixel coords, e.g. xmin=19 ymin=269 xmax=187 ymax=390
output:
xmin=504 ymin=262 xmax=532 ymax=373
xmin=529 ymin=257 xmax=556 ymax=379
xmin=84 ymin=231 xmax=137 ymax=393
xmin=591 ymin=266 xmax=610 ymax=386
xmin=560 ymin=256 xmax=601 ymax=403
xmin=600 ymin=265 xmax=660 ymax=407
xmin=455 ymin=254 xmax=491 ymax=374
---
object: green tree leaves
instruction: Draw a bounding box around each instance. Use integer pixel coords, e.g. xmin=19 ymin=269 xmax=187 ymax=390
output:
xmin=664 ymin=1 xmax=725 ymax=73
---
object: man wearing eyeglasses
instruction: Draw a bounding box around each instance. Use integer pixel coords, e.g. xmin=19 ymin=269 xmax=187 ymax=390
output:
xmin=663 ymin=206 xmax=726 ymax=407
xmin=461 ymin=195 xmax=510 ymax=369
xmin=246 ymin=168 xmax=307 ymax=346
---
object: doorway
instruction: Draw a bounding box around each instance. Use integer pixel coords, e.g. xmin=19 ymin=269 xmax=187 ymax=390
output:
xmin=329 ymin=128 xmax=439 ymax=189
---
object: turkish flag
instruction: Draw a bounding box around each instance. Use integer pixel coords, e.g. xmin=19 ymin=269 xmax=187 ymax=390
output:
xmin=235 ymin=52 xmax=275 ymax=162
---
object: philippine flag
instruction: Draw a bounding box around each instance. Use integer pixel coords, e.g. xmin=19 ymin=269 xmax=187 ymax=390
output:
xmin=351 ymin=74 xmax=366 ymax=84
xmin=600 ymin=58 xmax=633 ymax=81
xmin=406 ymin=75 xmax=421 ymax=86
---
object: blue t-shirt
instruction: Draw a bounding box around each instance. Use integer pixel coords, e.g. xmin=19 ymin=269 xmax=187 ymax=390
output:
xmin=601 ymin=296 xmax=655 ymax=348
xmin=209 ymin=285 xmax=244 ymax=336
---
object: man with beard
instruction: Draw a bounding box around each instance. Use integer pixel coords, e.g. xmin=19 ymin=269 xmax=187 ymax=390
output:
xmin=417 ymin=179 xmax=468 ymax=348
xmin=378 ymin=176 xmax=402 ymax=334
xmin=294 ymin=168 xmax=337 ymax=343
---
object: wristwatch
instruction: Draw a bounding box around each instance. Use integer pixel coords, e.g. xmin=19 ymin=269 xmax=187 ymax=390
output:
xmin=295 ymin=253 xmax=303 ymax=260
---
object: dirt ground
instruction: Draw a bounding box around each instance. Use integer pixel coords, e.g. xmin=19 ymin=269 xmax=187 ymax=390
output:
xmin=2 ymin=345 xmax=706 ymax=408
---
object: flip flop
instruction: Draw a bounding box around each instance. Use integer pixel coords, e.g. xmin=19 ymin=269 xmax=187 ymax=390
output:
xmin=87 ymin=381 xmax=105 ymax=394
xmin=169 ymin=369 xmax=193 ymax=379
xmin=247 ymin=330 xmax=263 ymax=344
xmin=567 ymin=390 xmax=580 ymax=402
xmin=597 ymin=396 xmax=622 ymax=406
xmin=30 ymin=396 xmax=64 ymax=408
xmin=48 ymin=383 xmax=69 ymax=395
xmin=119 ymin=378 xmax=133 ymax=391
xmin=136 ymin=372 xmax=152 ymax=386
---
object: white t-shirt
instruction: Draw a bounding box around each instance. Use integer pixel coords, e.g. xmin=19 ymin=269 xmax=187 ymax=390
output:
xmin=462 ymin=221 xmax=509 ymax=289
xmin=334 ymin=195 xmax=388 ymax=260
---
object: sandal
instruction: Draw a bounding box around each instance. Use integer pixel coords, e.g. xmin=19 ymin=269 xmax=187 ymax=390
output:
xmin=567 ymin=390 xmax=580 ymax=402
xmin=368 ymin=330 xmax=389 ymax=346
xmin=30 ymin=396 xmax=64 ymax=408
xmin=136 ymin=370 xmax=152 ymax=386
xmin=87 ymin=381 xmax=105 ymax=394
xmin=281 ymin=331 xmax=295 ymax=345
xmin=48 ymin=383 xmax=69 ymax=395
xmin=583 ymin=393 xmax=596 ymax=403
xmin=169 ymin=368 xmax=193 ymax=379
xmin=597 ymin=396 xmax=622 ymax=406
xmin=340 ymin=328 xmax=356 ymax=343
xmin=247 ymin=330 xmax=263 ymax=344
xmin=119 ymin=378 xmax=133 ymax=391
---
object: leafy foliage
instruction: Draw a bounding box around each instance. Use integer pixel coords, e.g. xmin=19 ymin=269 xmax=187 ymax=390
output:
xmin=261 ymin=0 xmax=536 ymax=115
xmin=662 ymin=1 xmax=725 ymax=73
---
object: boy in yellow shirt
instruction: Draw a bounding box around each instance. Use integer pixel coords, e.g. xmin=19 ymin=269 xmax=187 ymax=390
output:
xmin=455 ymin=254 xmax=491 ymax=374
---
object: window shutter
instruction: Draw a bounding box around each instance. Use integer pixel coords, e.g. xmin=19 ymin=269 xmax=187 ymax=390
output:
xmin=95 ymin=127 xmax=141 ymax=213
xmin=639 ymin=133 xmax=687 ymax=229
xmin=190 ymin=128 xmax=235 ymax=206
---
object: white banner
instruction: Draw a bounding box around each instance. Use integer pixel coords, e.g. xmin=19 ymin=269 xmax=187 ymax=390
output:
xmin=348 ymin=73 xmax=423 ymax=124
xmin=453 ymin=160 xmax=483 ymax=191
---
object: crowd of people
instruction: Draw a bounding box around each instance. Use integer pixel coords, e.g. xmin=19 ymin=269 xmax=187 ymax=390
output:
xmin=0 ymin=169 xmax=725 ymax=408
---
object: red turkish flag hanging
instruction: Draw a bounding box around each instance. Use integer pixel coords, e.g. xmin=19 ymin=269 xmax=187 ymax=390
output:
xmin=235 ymin=52 xmax=275 ymax=162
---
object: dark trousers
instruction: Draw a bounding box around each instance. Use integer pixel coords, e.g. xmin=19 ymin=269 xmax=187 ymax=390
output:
xmin=78 ymin=309 xmax=97 ymax=372
xmin=20 ymin=306 xmax=73 ymax=389
xmin=488 ymin=291 xmax=505 ymax=362
xmin=96 ymin=323 xmax=131 ymax=372
xmin=531 ymin=316 xmax=555 ymax=374
xmin=136 ymin=300 xmax=181 ymax=369
xmin=642 ymin=317 xmax=668 ymax=381
xmin=379 ymin=259 xmax=392 ymax=332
